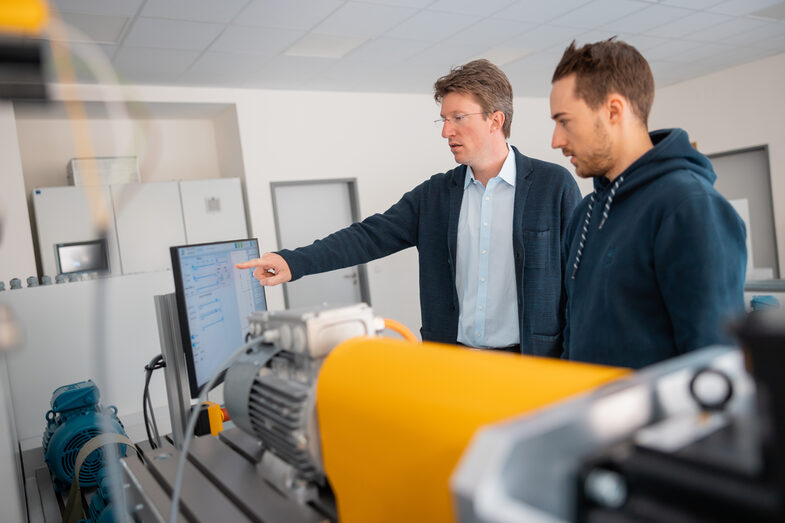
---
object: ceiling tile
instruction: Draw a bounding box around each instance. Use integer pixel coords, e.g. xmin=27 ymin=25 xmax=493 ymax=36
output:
xmin=114 ymin=46 xmax=199 ymax=75
xmin=284 ymin=33 xmax=368 ymax=58
xmin=384 ymin=10 xmax=477 ymax=42
xmin=549 ymin=0 xmax=649 ymax=29
xmin=56 ymin=12 xmax=129 ymax=44
xmin=439 ymin=18 xmax=535 ymax=50
xmin=688 ymin=17 xmax=774 ymax=43
xmin=615 ymin=33 xmax=671 ymax=52
xmin=573 ymin=30 xmax=622 ymax=45
xmin=602 ymin=5 xmax=694 ymax=34
xmin=473 ymin=47 xmax=532 ymax=66
xmin=503 ymin=49 xmax=565 ymax=74
xmin=209 ymin=26 xmax=305 ymax=56
xmin=235 ymin=0 xmax=344 ymax=31
xmin=753 ymin=32 xmax=785 ymax=50
xmin=643 ymin=39 xmax=710 ymax=62
xmin=359 ymin=0 xmax=433 ymax=7
xmin=645 ymin=11 xmax=731 ymax=38
xmin=407 ymin=41 xmax=478 ymax=67
xmin=427 ymin=0 xmax=518 ymax=17
xmin=140 ymin=0 xmax=248 ymax=24
xmin=494 ymin=0 xmax=592 ymax=24
xmin=124 ymin=18 xmax=225 ymax=51
xmin=184 ymin=52 xmax=265 ymax=76
xmin=51 ymin=0 xmax=143 ymax=17
xmin=659 ymin=0 xmax=724 ymax=8
xmin=708 ymin=0 xmax=784 ymax=16
xmin=750 ymin=1 xmax=785 ymax=20
xmin=503 ymin=24 xmax=580 ymax=52
xmin=246 ymin=55 xmax=335 ymax=88
xmin=314 ymin=2 xmax=419 ymax=38
xmin=342 ymin=37 xmax=432 ymax=64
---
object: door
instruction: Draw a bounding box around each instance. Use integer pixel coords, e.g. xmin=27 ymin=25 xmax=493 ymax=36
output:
xmin=710 ymin=146 xmax=779 ymax=279
xmin=271 ymin=179 xmax=370 ymax=309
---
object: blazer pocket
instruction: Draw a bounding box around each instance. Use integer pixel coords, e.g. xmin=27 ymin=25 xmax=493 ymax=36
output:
xmin=523 ymin=229 xmax=551 ymax=269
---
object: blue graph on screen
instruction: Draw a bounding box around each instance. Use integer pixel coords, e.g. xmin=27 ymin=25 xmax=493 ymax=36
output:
xmin=177 ymin=240 xmax=266 ymax=388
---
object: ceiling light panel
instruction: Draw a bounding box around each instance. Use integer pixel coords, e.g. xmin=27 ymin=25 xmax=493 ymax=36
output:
xmin=341 ymin=37 xmax=432 ymax=64
xmin=235 ymin=0 xmax=344 ymax=31
xmin=140 ymin=0 xmax=249 ymax=24
xmin=284 ymin=33 xmax=368 ymax=58
xmin=124 ymin=18 xmax=225 ymax=50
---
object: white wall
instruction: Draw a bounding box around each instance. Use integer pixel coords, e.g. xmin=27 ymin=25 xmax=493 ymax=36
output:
xmin=649 ymin=51 xmax=785 ymax=277
xmin=15 ymin=117 xmax=224 ymax=191
xmin=0 ymin=103 xmax=37 ymax=285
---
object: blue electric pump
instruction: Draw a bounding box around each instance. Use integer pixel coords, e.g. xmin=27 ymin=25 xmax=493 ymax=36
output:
xmin=42 ymin=380 xmax=128 ymax=493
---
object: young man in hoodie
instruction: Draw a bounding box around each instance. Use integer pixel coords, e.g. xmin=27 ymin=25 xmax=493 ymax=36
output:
xmin=238 ymin=59 xmax=581 ymax=355
xmin=549 ymin=39 xmax=747 ymax=369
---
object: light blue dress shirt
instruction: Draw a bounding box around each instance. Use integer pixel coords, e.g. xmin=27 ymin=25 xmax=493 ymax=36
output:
xmin=455 ymin=145 xmax=519 ymax=348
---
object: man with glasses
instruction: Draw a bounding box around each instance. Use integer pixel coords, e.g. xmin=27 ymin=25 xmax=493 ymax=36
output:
xmin=238 ymin=59 xmax=580 ymax=355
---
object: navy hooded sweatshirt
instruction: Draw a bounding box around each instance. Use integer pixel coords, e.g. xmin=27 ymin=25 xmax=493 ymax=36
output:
xmin=563 ymin=128 xmax=747 ymax=369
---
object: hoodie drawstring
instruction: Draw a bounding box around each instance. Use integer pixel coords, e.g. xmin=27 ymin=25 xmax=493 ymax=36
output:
xmin=570 ymin=175 xmax=625 ymax=280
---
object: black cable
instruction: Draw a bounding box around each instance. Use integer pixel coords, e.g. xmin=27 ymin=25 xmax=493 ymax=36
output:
xmin=143 ymin=354 xmax=166 ymax=448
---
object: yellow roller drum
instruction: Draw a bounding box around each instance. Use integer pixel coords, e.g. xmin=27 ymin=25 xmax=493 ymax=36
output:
xmin=316 ymin=337 xmax=629 ymax=523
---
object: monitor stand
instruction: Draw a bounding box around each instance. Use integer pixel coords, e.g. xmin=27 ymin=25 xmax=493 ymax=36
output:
xmin=154 ymin=292 xmax=191 ymax=449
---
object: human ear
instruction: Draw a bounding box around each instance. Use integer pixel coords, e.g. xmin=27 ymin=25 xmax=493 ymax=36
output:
xmin=607 ymin=94 xmax=624 ymax=124
xmin=491 ymin=110 xmax=505 ymax=133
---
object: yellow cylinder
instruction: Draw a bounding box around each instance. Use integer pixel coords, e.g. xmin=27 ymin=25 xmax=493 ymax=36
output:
xmin=316 ymin=337 xmax=629 ymax=522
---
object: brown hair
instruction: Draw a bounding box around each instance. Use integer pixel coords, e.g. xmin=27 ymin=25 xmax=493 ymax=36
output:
xmin=552 ymin=38 xmax=654 ymax=126
xmin=434 ymin=59 xmax=513 ymax=138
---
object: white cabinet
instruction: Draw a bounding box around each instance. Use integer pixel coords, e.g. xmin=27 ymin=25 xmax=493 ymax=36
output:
xmin=32 ymin=178 xmax=247 ymax=276
xmin=111 ymin=181 xmax=186 ymax=274
xmin=31 ymin=186 xmax=122 ymax=277
xmin=179 ymin=178 xmax=248 ymax=244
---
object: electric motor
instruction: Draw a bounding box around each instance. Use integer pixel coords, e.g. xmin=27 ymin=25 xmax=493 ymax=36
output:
xmin=42 ymin=380 xmax=127 ymax=492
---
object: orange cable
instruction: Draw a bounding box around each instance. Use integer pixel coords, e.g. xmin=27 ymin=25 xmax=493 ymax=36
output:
xmin=383 ymin=318 xmax=419 ymax=343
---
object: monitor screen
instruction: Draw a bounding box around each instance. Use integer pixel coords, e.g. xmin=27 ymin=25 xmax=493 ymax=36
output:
xmin=56 ymin=239 xmax=109 ymax=274
xmin=170 ymin=239 xmax=267 ymax=398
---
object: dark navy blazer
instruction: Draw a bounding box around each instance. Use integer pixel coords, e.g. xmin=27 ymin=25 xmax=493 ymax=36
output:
xmin=279 ymin=146 xmax=581 ymax=356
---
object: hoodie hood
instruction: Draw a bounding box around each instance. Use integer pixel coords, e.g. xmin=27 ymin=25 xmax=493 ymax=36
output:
xmin=570 ymin=128 xmax=717 ymax=279
xmin=593 ymin=128 xmax=716 ymax=197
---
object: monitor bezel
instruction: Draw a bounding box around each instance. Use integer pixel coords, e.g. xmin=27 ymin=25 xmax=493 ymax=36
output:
xmin=55 ymin=238 xmax=110 ymax=275
xmin=170 ymin=238 xmax=265 ymax=399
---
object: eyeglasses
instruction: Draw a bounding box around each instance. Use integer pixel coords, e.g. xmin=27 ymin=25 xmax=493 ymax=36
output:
xmin=433 ymin=112 xmax=487 ymax=126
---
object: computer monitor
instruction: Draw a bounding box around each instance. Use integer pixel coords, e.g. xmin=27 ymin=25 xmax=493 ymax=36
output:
xmin=170 ymin=239 xmax=267 ymax=398
xmin=56 ymin=239 xmax=109 ymax=275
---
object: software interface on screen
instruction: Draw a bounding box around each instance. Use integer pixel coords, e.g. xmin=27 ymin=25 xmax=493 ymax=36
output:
xmin=57 ymin=240 xmax=109 ymax=274
xmin=173 ymin=239 xmax=267 ymax=396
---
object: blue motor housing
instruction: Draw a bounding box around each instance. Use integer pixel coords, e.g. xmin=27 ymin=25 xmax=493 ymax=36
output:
xmin=42 ymin=380 xmax=127 ymax=492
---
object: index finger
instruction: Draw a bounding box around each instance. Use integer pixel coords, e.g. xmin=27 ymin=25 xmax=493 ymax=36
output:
xmin=235 ymin=259 xmax=261 ymax=269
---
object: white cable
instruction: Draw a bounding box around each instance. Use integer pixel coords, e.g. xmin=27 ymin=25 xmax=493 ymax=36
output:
xmin=168 ymin=336 xmax=279 ymax=523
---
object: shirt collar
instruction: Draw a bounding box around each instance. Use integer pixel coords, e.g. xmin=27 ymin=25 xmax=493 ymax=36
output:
xmin=464 ymin=144 xmax=516 ymax=189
